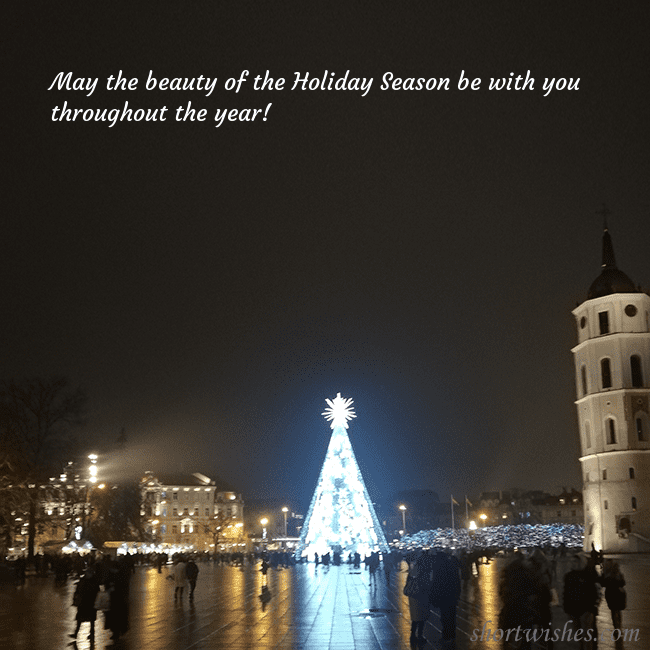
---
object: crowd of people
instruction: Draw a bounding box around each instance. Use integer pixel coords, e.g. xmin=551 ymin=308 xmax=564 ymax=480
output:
xmin=3 ymin=536 xmax=629 ymax=648
xmin=397 ymin=522 xmax=585 ymax=554
xmin=69 ymin=555 xmax=132 ymax=644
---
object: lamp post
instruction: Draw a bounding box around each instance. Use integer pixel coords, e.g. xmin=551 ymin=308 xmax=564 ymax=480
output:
xmin=260 ymin=517 xmax=268 ymax=547
xmin=399 ymin=504 xmax=407 ymax=535
xmin=282 ymin=507 xmax=288 ymax=537
xmin=479 ymin=513 xmax=487 ymax=527
xmin=84 ymin=454 xmax=99 ymax=537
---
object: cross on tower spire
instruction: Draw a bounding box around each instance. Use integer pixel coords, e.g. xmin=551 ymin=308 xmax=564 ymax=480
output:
xmin=596 ymin=202 xmax=611 ymax=230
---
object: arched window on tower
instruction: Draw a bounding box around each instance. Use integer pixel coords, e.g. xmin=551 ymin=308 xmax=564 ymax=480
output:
xmin=601 ymin=358 xmax=612 ymax=389
xmin=599 ymin=311 xmax=610 ymax=335
xmin=632 ymin=497 xmax=637 ymax=511
xmin=581 ymin=365 xmax=588 ymax=396
xmin=585 ymin=421 xmax=591 ymax=449
xmin=631 ymin=355 xmax=643 ymax=388
xmin=606 ymin=418 xmax=617 ymax=445
xmin=637 ymin=417 xmax=647 ymax=442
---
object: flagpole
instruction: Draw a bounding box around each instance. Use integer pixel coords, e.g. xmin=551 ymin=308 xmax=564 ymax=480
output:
xmin=451 ymin=495 xmax=455 ymax=530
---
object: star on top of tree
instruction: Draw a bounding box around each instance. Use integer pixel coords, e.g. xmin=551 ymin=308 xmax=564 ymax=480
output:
xmin=322 ymin=392 xmax=356 ymax=430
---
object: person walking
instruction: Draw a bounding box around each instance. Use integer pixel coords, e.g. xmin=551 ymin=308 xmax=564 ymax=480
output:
xmin=69 ymin=566 xmax=100 ymax=642
xmin=429 ymin=551 xmax=462 ymax=647
xmin=186 ymin=557 xmax=199 ymax=600
xmin=405 ymin=551 xmax=433 ymax=645
xmin=562 ymin=555 xmax=600 ymax=649
xmin=173 ymin=555 xmax=188 ymax=600
xmin=600 ymin=560 xmax=626 ymax=630
xmin=105 ymin=557 xmax=131 ymax=642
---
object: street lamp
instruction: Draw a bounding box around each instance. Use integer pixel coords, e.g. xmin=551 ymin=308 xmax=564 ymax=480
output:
xmin=479 ymin=513 xmax=487 ymax=527
xmin=84 ymin=454 xmax=99 ymax=537
xmin=399 ymin=504 xmax=407 ymax=534
xmin=282 ymin=507 xmax=288 ymax=537
xmin=88 ymin=454 xmax=98 ymax=483
xmin=260 ymin=517 xmax=268 ymax=543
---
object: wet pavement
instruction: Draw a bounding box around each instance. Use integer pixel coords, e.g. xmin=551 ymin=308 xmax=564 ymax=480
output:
xmin=1 ymin=556 xmax=648 ymax=649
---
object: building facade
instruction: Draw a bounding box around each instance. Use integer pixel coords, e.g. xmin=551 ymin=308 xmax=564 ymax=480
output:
xmin=572 ymin=225 xmax=650 ymax=552
xmin=474 ymin=489 xmax=584 ymax=527
xmin=141 ymin=472 xmax=245 ymax=552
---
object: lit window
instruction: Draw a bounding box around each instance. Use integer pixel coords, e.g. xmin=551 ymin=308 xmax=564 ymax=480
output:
xmin=601 ymin=359 xmax=612 ymax=389
xmin=631 ymin=355 xmax=644 ymax=388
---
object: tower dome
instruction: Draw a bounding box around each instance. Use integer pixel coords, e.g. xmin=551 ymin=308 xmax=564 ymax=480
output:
xmin=587 ymin=225 xmax=637 ymax=300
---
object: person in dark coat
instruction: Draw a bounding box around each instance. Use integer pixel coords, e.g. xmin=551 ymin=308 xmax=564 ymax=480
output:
xmin=405 ymin=551 xmax=433 ymax=644
xmin=600 ymin=560 xmax=626 ymax=630
xmin=70 ymin=566 xmax=100 ymax=641
xmin=429 ymin=551 xmax=462 ymax=645
xmin=186 ymin=558 xmax=199 ymax=600
xmin=563 ymin=555 xmax=600 ymax=648
xmin=498 ymin=551 xmax=553 ymax=649
xmin=104 ymin=558 xmax=131 ymax=641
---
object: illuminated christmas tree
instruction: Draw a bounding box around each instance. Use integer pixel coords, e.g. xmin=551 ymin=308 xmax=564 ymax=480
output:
xmin=295 ymin=393 xmax=389 ymax=559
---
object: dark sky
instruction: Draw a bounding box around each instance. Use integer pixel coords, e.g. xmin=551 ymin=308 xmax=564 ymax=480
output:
xmin=5 ymin=3 xmax=650 ymax=512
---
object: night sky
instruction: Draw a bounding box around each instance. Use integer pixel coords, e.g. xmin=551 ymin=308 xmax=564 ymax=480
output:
xmin=5 ymin=4 xmax=650 ymax=512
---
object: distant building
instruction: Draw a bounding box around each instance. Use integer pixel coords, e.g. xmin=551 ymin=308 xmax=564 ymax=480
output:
xmin=140 ymin=471 xmax=244 ymax=552
xmin=572 ymin=224 xmax=650 ymax=552
xmin=473 ymin=489 xmax=584 ymax=527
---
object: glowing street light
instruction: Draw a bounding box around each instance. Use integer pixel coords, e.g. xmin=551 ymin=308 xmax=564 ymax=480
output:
xmin=479 ymin=513 xmax=487 ymax=527
xmin=260 ymin=517 xmax=268 ymax=542
xmin=88 ymin=454 xmax=98 ymax=483
xmin=282 ymin=507 xmax=288 ymax=537
xmin=399 ymin=504 xmax=407 ymax=534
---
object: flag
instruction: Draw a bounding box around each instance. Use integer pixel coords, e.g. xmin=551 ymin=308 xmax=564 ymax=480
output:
xmin=451 ymin=495 xmax=460 ymax=506
xmin=465 ymin=496 xmax=473 ymax=507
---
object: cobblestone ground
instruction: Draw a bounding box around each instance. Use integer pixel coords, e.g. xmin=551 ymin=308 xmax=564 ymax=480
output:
xmin=1 ymin=556 xmax=648 ymax=650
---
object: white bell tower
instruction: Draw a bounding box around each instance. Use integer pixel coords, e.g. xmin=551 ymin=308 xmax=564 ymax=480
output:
xmin=572 ymin=223 xmax=650 ymax=552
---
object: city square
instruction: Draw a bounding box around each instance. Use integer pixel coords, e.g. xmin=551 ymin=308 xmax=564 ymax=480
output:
xmin=2 ymin=556 xmax=649 ymax=650
xmin=5 ymin=3 xmax=650 ymax=650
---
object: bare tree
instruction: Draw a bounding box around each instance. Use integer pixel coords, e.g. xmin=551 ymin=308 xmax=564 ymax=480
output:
xmin=88 ymin=482 xmax=148 ymax=547
xmin=0 ymin=377 xmax=86 ymax=559
xmin=204 ymin=511 xmax=232 ymax=549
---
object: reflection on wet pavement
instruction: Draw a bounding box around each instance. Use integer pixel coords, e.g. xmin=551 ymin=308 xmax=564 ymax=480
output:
xmin=1 ymin=556 xmax=648 ymax=649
